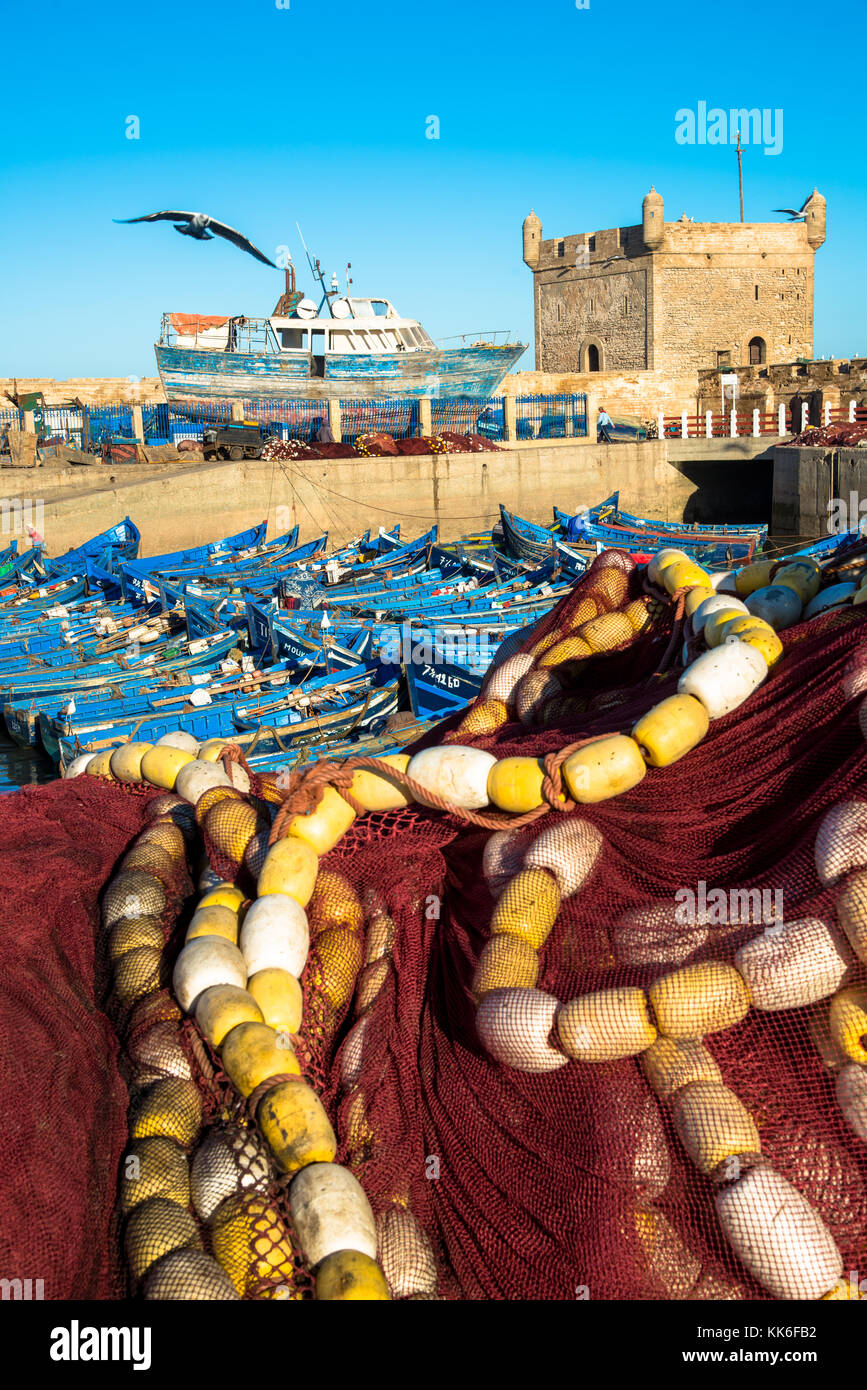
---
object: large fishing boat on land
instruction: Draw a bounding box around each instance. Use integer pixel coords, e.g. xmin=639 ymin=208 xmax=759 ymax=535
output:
xmin=156 ymin=260 xmax=525 ymax=405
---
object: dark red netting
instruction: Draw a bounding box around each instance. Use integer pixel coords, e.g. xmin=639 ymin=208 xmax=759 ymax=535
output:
xmin=4 ymin=546 xmax=867 ymax=1301
xmin=297 ymin=553 xmax=867 ymax=1300
xmin=0 ymin=777 xmax=153 ymax=1299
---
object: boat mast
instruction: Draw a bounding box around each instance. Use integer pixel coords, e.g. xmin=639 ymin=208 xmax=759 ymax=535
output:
xmin=296 ymin=223 xmax=335 ymax=318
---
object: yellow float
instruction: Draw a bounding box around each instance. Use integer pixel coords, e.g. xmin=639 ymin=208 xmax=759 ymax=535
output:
xmin=562 ymin=734 xmax=646 ymax=803
xmin=220 ymin=1020 xmax=300 ymax=1096
xmin=631 ymin=694 xmax=709 ymax=767
xmin=258 ymin=1078 xmax=338 ymax=1172
xmin=490 ymin=867 xmax=561 ymax=950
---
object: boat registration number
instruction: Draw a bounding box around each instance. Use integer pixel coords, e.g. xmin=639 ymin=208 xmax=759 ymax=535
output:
xmin=422 ymin=664 xmax=462 ymax=689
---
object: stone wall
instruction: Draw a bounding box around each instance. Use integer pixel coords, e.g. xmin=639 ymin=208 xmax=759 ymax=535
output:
xmin=697 ymin=358 xmax=867 ymax=414
xmin=771 ymin=444 xmax=867 ymax=538
xmin=0 ymin=378 xmax=166 ymax=405
xmin=502 ymin=369 xmax=700 ymax=418
xmin=652 ymin=260 xmax=813 ymax=375
xmin=537 ymin=266 xmax=649 ymax=373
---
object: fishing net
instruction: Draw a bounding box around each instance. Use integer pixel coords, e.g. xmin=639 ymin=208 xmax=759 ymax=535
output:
xmin=193 ymin=547 xmax=867 ymax=1300
xmin=6 ymin=543 xmax=867 ymax=1302
xmin=0 ymin=777 xmax=153 ymax=1299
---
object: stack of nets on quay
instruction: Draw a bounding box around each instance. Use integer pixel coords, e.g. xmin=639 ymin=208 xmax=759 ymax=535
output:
xmin=791 ymin=421 xmax=867 ymax=448
xmin=261 ymin=432 xmax=501 ymax=463
xmin=4 ymin=541 xmax=867 ymax=1300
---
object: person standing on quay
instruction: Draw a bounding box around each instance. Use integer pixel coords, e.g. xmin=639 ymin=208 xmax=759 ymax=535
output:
xmin=597 ymin=406 xmax=615 ymax=443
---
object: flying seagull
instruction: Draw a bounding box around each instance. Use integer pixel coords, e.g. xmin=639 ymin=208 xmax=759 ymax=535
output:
xmin=773 ymin=196 xmax=811 ymax=221
xmin=600 ymin=253 xmax=626 ymax=268
xmin=113 ymin=210 xmax=276 ymax=267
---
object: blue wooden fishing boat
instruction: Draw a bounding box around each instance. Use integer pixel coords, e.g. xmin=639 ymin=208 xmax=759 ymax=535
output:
xmin=560 ymin=514 xmax=757 ymax=566
xmin=0 ymin=574 xmax=88 ymax=615
xmin=0 ymin=546 xmax=47 ymax=586
xmin=119 ymin=522 xmax=270 ymax=600
xmin=47 ymin=517 xmax=141 ymax=576
xmin=565 ymin=493 xmax=768 ymax=540
xmin=57 ymin=661 xmax=400 ymax=763
xmin=406 ymin=650 xmax=485 ymax=719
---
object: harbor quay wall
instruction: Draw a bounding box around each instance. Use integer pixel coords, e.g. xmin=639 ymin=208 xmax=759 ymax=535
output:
xmin=5 ymin=439 xmax=703 ymax=557
xmin=772 ymin=445 xmax=867 ymax=537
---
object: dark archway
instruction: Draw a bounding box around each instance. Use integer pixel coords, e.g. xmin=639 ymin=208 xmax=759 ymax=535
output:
xmin=748 ymin=336 xmax=766 ymax=365
xmin=587 ymin=343 xmax=600 ymax=372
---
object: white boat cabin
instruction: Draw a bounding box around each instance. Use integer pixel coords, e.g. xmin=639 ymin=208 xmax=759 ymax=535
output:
xmin=270 ymin=299 xmax=435 ymax=356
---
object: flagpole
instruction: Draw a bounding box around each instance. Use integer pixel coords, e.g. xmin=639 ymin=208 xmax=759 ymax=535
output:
xmin=737 ymin=126 xmax=744 ymax=222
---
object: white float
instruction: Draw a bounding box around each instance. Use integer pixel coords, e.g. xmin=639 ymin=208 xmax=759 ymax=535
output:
xmin=172 ymin=936 xmax=247 ymax=1013
xmin=678 ymin=642 xmax=768 ymax=719
xmin=407 ymin=745 xmax=497 ymax=810
xmin=239 ymin=894 xmax=310 ymax=978
xmin=523 ymin=817 xmax=603 ymax=896
xmin=734 ymin=917 xmax=851 ymax=1011
xmin=289 ymin=1162 xmax=378 ymax=1266
xmin=714 ymin=1164 xmax=842 ymax=1300
xmin=744 ymin=585 xmax=802 ymax=631
xmin=814 ymin=801 xmax=867 ymax=886
xmin=475 ymin=987 xmax=568 ymax=1073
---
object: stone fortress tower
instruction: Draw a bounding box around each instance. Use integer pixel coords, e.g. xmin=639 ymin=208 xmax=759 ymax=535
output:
xmin=523 ymin=187 xmax=826 ymax=376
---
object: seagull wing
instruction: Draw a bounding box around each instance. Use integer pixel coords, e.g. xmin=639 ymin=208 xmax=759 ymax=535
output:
xmin=206 ymin=218 xmax=277 ymax=267
xmin=773 ymin=207 xmax=801 ymax=217
xmin=112 ymin=211 xmax=198 ymax=224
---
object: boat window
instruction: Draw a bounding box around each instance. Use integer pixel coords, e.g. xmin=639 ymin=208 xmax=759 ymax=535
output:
xmin=348 ymin=298 xmax=391 ymax=319
xmin=280 ymin=328 xmax=308 ymax=351
xmin=329 ymin=331 xmax=356 ymax=353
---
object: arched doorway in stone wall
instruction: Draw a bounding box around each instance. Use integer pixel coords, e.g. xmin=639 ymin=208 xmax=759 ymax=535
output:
xmin=581 ymin=339 xmax=604 ymax=372
xmin=748 ymin=336 xmax=767 ymax=365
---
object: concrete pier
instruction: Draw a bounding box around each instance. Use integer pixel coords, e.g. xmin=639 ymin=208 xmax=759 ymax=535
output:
xmin=0 ymin=433 xmax=797 ymax=557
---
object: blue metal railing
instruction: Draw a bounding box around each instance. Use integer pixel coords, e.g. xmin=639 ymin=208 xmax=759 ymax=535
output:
xmin=516 ymin=394 xmax=587 ymax=439
xmin=430 ymin=396 xmax=486 ymax=437
xmin=2 ymin=394 xmax=591 ymax=457
xmin=339 ymin=398 xmax=421 ymax=442
xmin=239 ymin=399 xmax=326 ymax=441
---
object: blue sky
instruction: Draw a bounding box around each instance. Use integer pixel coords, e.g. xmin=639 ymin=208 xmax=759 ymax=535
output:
xmin=1 ymin=0 xmax=864 ymax=378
